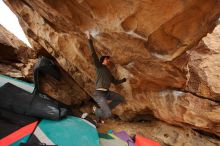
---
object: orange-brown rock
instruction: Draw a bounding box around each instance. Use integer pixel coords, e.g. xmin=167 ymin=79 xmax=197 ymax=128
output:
xmin=186 ymin=25 xmax=220 ymax=101
xmin=4 ymin=0 xmax=220 ymax=141
xmin=0 ymin=24 xmax=36 ymax=79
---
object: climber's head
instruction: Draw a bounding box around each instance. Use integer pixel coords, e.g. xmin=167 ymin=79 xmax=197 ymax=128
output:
xmin=100 ymin=55 xmax=110 ymax=65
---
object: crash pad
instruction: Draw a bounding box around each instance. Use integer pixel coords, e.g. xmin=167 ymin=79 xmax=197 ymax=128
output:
xmin=99 ymin=133 xmax=128 ymax=146
xmin=135 ymin=134 xmax=161 ymax=146
xmin=0 ymin=121 xmax=38 ymax=146
xmin=28 ymin=116 xmax=99 ymax=146
xmin=113 ymin=131 xmax=135 ymax=146
xmin=0 ymin=74 xmax=34 ymax=93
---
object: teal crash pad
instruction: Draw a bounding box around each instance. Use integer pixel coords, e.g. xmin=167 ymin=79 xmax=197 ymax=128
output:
xmin=0 ymin=74 xmax=34 ymax=93
xmin=32 ymin=116 xmax=100 ymax=146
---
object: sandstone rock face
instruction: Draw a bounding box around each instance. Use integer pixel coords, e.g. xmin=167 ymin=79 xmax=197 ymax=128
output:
xmin=4 ymin=0 xmax=220 ymax=141
xmin=0 ymin=24 xmax=36 ymax=78
xmin=187 ymin=25 xmax=220 ymax=101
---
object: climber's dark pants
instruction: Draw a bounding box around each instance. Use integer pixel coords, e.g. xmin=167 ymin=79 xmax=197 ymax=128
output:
xmin=93 ymin=90 xmax=124 ymax=119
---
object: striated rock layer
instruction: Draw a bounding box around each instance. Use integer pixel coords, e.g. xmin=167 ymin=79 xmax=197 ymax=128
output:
xmin=0 ymin=24 xmax=36 ymax=79
xmin=4 ymin=0 xmax=220 ymax=140
xmin=187 ymin=25 xmax=220 ymax=101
